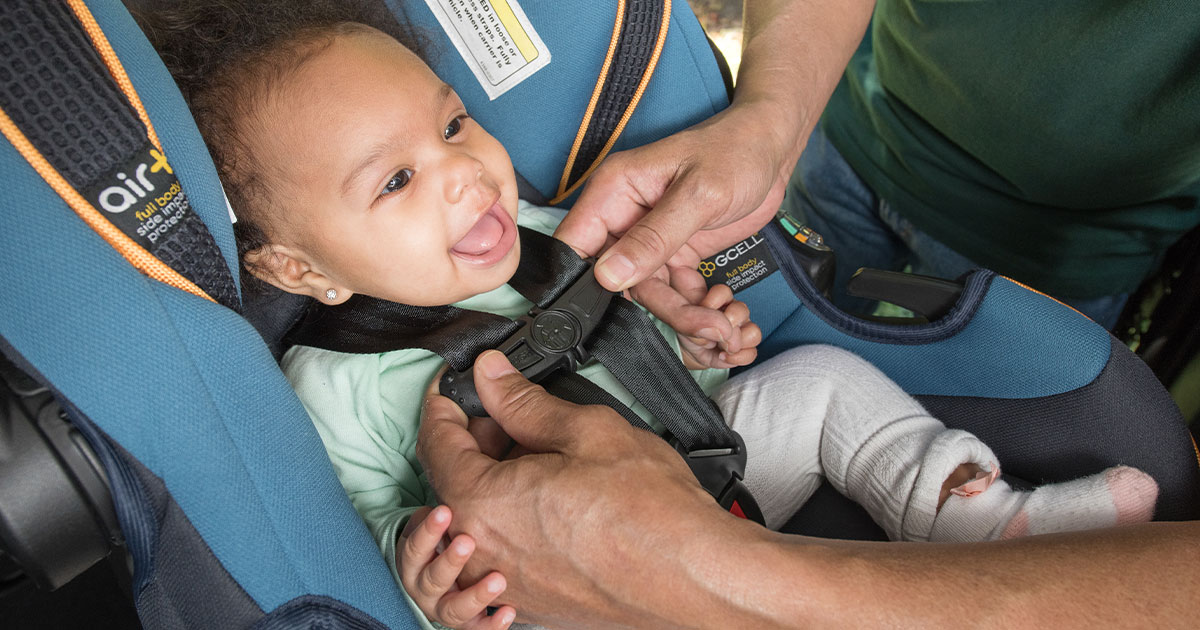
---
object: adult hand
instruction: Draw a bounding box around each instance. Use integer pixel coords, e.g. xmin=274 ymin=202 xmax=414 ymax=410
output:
xmin=552 ymin=0 xmax=877 ymax=344
xmin=553 ymin=99 xmax=797 ymax=346
xmin=417 ymin=351 xmax=745 ymax=630
xmin=555 ymin=98 xmax=793 ymax=293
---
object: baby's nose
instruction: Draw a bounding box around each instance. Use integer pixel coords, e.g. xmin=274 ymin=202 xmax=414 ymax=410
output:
xmin=445 ymin=154 xmax=485 ymax=203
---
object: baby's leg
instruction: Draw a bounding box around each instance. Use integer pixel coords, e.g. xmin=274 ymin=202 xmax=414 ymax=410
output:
xmin=713 ymin=355 xmax=827 ymax=530
xmin=716 ymin=344 xmax=1158 ymax=541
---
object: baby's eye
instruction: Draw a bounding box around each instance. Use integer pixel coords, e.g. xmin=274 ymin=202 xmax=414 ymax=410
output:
xmin=444 ymin=115 xmax=469 ymax=140
xmin=380 ymin=169 xmax=413 ymax=197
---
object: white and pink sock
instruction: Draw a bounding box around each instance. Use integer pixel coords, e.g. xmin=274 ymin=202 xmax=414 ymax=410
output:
xmin=929 ymin=464 xmax=1159 ymax=542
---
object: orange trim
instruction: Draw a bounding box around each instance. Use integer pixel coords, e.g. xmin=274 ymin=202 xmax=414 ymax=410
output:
xmin=1191 ymin=433 xmax=1200 ymax=472
xmin=65 ymin=0 xmax=162 ymax=152
xmin=556 ymin=0 xmax=626 ymax=199
xmin=552 ymin=0 xmax=672 ymax=205
xmin=1000 ymin=275 xmax=1088 ymax=320
xmin=0 ymin=107 xmax=214 ymax=303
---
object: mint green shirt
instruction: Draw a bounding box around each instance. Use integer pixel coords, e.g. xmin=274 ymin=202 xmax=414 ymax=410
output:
xmin=282 ymin=202 xmax=727 ymax=628
xmin=823 ymin=0 xmax=1200 ymax=297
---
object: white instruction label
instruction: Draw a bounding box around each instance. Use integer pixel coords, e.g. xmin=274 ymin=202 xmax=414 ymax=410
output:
xmin=423 ymin=0 xmax=551 ymax=100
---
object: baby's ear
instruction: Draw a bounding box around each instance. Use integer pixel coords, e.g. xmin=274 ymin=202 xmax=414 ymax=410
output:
xmin=242 ymin=245 xmax=352 ymax=304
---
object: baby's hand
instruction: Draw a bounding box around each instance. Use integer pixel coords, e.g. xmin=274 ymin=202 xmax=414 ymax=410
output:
xmin=628 ymin=266 xmax=761 ymax=370
xmin=675 ymin=283 xmax=761 ymax=369
xmin=398 ymin=506 xmax=516 ymax=630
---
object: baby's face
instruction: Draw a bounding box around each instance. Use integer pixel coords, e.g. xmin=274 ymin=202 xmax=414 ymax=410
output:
xmin=246 ymin=28 xmax=520 ymax=306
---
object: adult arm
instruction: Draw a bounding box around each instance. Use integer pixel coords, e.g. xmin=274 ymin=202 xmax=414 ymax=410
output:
xmin=555 ymin=0 xmax=876 ymax=292
xmin=418 ymin=351 xmax=1200 ymax=629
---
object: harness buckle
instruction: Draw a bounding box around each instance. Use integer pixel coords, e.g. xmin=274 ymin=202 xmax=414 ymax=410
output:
xmin=672 ymin=431 xmax=765 ymax=525
xmin=440 ymin=259 xmax=615 ymax=417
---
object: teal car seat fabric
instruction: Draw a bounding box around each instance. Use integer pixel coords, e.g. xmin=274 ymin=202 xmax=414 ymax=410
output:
xmin=0 ymin=0 xmax=415 ymax=627
xmin=387 ymin=0 xmax=729 ymax=204
xmin=750 ymin=222 xmax=1200 ymax=527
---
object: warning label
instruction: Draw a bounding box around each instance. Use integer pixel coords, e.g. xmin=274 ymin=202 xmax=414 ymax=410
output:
xmin=699 ymin=233 xmax=780 ymax=294
xmin=424 ymin=0 xmax=551 ymax=100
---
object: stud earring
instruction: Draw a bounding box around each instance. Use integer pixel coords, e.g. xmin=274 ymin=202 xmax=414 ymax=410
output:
xmin=326 ymin=289 xmax=338 ymax=301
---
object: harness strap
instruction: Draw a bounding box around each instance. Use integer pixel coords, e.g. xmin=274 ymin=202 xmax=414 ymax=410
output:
xmin=286 ymin=224 xmax=763 ymax=522
xmin=543 ymin=371 xmax=655 ymax=434
xmin=0 ymin=0 xmax=239 ymax=310
xmin=589 ymin=299 xmax=731 ymax=450
xmin=551 ymin=0 xmax=671 ymax=204
xmin=286 ymin=228 xmax=734 ymax=451
xmin=286 ymin=296 xmax=518 ymax=372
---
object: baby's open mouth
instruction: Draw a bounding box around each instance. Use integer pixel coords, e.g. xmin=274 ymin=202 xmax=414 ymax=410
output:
xmin=451 ymin=201 xmax=517 ymax=265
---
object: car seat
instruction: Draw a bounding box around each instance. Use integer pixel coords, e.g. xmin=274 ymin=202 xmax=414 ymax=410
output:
xmin=0 ymin=2 xmax=1196 ymax=629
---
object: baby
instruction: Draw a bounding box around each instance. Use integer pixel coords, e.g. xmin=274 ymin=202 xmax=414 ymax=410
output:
xmin=139 ymin=3 xmax=1159 ymax=629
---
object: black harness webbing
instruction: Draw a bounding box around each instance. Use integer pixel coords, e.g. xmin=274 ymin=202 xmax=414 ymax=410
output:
xmin=286 ymin=228 xmax=763 ymax=521
xmin=286 ymin=228 xmax=730 ymax=445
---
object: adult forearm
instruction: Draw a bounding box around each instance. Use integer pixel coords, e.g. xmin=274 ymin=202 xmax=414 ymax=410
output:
xmin=734 ymin=0 xmax=875 ymax=174
xmin=691 ymin=520 xmax=1200 ymax=628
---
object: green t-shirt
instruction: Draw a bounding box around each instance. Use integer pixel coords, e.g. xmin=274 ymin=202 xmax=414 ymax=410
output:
xmin=823 ymin=0 xmax=1200 ymax=297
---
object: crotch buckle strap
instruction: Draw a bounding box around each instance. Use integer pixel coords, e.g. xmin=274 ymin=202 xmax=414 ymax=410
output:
xmin=673 ymin=431 xmax=764 ymax=525
xmin=439 ymin=258 xmax=615 ymax=417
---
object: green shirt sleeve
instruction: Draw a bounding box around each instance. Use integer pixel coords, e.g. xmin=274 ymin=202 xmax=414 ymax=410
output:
xmin=282 ymin=344 xmax=445 ymax=630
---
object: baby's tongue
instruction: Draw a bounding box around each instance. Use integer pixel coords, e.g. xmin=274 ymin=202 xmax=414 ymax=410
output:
xmin=452 ymin=212 xmax=503 ymax=255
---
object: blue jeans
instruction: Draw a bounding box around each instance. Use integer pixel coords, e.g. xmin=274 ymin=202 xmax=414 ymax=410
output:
xmin=781 ymin=128 xmax=1129 ymax=330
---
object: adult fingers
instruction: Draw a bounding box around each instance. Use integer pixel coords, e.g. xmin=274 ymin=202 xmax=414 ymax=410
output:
xmin=667 ymin=265 xmax=710 ymax=305
xmin=472 ymin=351 xmax=595 ymax=454
xmin=554 ymin=156 xmax=647 ymax=260
xmin=417 ymin=376 xmax=497 ymax=499
xmin=592 ymin=172 xmax=716 ymax=292
xmin=467 ymin=416 xmax=514 ymax=460
xmin=565 ymin=141 xmax=718 ymax=292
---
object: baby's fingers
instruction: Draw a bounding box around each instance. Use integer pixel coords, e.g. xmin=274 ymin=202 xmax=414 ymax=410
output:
xmin=399 ymin=506 xmax=448 ymax=584
xmin=466 ymin=605 xmax=518 ymax=630
xmin=708 ymin=321 xmax=761 ymax=368
xmin=699 ymin=283 xmax=735 ymax=310
xmin=412 ymin=534 xmax=475 ymax=604
xmin=715 ymin=298 xmax=751 ymax=354
xmin=436 ymin=572 xmax=511 ymax=629
xmin=739 ymin=321 xmax=762 ymax=351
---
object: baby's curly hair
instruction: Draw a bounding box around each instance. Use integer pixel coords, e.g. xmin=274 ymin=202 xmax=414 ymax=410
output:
xmin=130 ymin=0 xmax=428 ymax=289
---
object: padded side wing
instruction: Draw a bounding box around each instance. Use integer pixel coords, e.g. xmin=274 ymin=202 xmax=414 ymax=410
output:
xmin=0 ymin=1 xmax=417 ymax=626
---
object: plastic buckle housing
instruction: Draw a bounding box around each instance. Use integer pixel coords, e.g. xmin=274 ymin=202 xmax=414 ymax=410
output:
xmin=673 ymin=431 xmax=765 ymax=525
xmin=440 ymin=259 xmax=615 ymax=417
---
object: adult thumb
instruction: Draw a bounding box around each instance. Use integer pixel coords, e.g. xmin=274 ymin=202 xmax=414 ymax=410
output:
xmin=593 ymin=185 xmax=707 ymax=292
xmin=473 ymin=350 xmax=583 ymax=454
